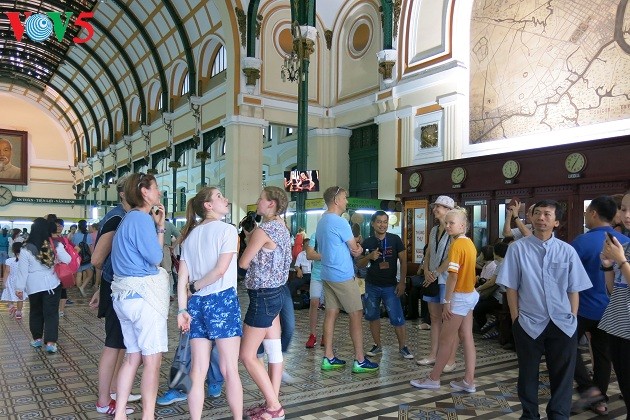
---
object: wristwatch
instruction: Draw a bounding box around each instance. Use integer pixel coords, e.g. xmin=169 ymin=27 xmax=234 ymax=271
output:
xmin=189 ymin=282 xmax=197 ymax=294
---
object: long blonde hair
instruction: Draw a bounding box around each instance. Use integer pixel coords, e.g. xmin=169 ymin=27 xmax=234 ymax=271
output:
xmin=180 ymin=186 xmax=219 ymax=242
xmin=263 ymin=186 xmax=288 ymax=215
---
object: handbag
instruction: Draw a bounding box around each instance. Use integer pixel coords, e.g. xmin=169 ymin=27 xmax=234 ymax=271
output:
xmin=169 ymin=330 xmax=192 ymax=393
xmin=51 ymin=237 xmax=81 ymax=288
xmin=422 ymin=279 xmax=440 ymax=297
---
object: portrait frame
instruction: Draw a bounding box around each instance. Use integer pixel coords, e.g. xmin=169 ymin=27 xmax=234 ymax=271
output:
xmin=0 ymin=128 xmax=28 ymax=185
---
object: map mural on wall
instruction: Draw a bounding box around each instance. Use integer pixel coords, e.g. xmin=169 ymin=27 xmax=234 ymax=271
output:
xmin=470 ymin=0 xmax=630 ymax=143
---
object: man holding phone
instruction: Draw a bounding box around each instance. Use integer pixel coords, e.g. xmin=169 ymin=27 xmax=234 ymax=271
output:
xmin=570 ymin=196 xmax=630 ymax=415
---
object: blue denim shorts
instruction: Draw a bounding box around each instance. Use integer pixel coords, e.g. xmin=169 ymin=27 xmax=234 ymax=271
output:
xmin=364 ymin=283 xmax=405 ymax=326
xmin=244 ymin=286 xmax=284 ymax=328
xmin=422 ymin=283 xmax=446 ymax=304
xmin=188 ymin=287 xmax=243 ymax=340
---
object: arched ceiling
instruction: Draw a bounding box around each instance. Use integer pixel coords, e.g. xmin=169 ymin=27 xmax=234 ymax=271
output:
xmin=0 ymin=0 xmax=212 ymax=161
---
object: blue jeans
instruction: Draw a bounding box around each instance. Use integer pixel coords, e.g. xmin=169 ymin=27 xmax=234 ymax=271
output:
xmin=363 ymin=283 xmax=405 ymax=326
xmin=257 ymin=284 xmax=295 ymax=356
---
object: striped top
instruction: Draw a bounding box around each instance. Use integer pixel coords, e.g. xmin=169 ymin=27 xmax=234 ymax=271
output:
xmin=598 ymin=243 xmax=630 ymax=340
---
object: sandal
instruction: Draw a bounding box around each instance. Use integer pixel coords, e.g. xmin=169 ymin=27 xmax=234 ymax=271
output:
xmin=590 ymin=400 xmax=608 ymax=416
xmin=571 ymin=387 xmax=605 ymax=414
xmin=250 ymin=405 xmax=285 ymax=420
xmin=482 ymin=328 xmax=499 ymax=339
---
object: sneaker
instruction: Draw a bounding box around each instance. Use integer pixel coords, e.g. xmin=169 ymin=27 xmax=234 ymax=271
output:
xmin=111 ymin=393 xmax=141 ymax=402
xmin=156 ymin=389 xmax=187 ymax=406
xmin=480 ymin=319 xmax=497 ymax=333
xmin=59 ymin=311 xmax=65 ymax=317
xmin=207 ymin=383 xmax=222 ymax=398
xmin=96 ymin=399 xmax=135 ymax=415
xmin=417 ymin=322 xmax=431 ymax=330
xmin=30 ymin=338 xmax=43 ymax=348
xmin=450 ymin=379 xmax=476 ymax=393
xmin=399 ymin=346 xmax=414 ymax=359
xmin=443 ymin=362 xmax=457 ymax=373
xmin=410 ymin=376 xmax=440 ymax=389
xmin=416 ymin=357 xmax=436 ymax=366
xmin=352 ymin=357 xmax=379 ymax=373
xmin=321 ymin=356 xmax=346 ymax=371
xmin=366 ymin=345 xmax=382 ymax=357
xmin=305 ymin=334 xmax=317 ymax=348
xmin=45 ymin=343 xmax=58 ymax=353
xmin=281 ymin=370 xmax=297 ymax=384
xmin=65 ymin=299 xmax=74 ymax=305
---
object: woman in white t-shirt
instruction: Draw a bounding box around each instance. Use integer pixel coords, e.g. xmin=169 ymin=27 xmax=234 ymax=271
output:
xmin=176 ymin=187 xmax=242 ymax=420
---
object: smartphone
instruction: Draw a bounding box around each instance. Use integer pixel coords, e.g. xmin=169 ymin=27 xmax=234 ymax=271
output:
xmin=606 ymin=232 xmax=614 ymax=242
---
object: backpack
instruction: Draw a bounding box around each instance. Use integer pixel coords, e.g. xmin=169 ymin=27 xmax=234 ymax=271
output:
xmin=51 ymin=237 xmax=81 ymax=288
xmin=78 ymin=233 xmax=91 ymax=264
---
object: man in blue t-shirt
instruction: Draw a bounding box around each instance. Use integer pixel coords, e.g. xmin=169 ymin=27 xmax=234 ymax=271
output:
xmin=316 ymin=186 xmax=379 ymax=373
xmin=570 ymin=196 xmax=629 ymax=414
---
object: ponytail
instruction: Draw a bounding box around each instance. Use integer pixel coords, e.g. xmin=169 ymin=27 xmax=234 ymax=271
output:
xmin=180 ymin=196 xmax=200 ymax=242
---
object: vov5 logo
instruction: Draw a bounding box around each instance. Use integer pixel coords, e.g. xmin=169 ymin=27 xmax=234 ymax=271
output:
xmin=4 ymin=11 xmax=94 ymax=43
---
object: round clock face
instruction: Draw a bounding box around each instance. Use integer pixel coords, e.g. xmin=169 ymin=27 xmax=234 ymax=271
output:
xmin=502 ymin=160 xmax=520 ymax=179
xmin=451 ymin=167 xmax=466 ymax=184
xmin=565 ymin=152 xmax=587 ymax=173
xmin=388 ymin=214 xmax=398 ymax=225
xmin=409 ymin=172 xmax=422 ymax=188
xmin=0 ymin=186 xmax=12 ymax=206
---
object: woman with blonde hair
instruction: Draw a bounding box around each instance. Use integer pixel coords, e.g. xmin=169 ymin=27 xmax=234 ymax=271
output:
xmin=110 ymin=172 xmax=169 ymax=420
xmin=411 ymin=207 xmax=479 ymax=393
xmin=239 ymin=186 xmax=292 ymax=420
xmin=176 ymin=187 xmax=242 ymax=419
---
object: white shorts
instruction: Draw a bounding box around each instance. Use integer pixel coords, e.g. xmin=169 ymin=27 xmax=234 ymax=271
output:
xmin=451 ymin=291 xmax=480 ymax=317
xmin=309 ymin=279 xmax=324 ymax=301
xmin=113 ymin=296 xmax=168 ymax=356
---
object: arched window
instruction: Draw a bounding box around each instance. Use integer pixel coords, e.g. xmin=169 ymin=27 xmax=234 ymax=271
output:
xmin=181 ymin=73 xmax=190 ymax=95
xmin=211 ymin=46 xmax=227 ymax=76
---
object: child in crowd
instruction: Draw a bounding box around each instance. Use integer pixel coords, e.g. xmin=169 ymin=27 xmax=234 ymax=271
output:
xmin=2 ymin=242 xmax=26 ymax=319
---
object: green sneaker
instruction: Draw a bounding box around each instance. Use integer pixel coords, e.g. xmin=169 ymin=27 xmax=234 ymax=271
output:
xmin=352 ymin=357 xmax=379 ymax=373
xmin=321 ymin=356 xmax=346 ymax=371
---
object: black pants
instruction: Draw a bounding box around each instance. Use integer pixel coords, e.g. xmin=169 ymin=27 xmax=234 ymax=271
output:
xmin=513 ymin=319 xmax=577 ymax=419
xmin=28 ymin=285 xmax=62 ymax=343
xmin=473 ymin=295 xmax=501 ymax=329
xmin=609 ymin=334 xmax=630 ymax=415
xmin=573 ymin=316 xmax=611 ymax=399
xmin=289 ymin=273 xmax=310 ymax=298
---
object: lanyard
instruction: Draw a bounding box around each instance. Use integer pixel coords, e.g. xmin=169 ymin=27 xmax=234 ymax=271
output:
xmin=381 ymin=235 xmax=387 ymax=261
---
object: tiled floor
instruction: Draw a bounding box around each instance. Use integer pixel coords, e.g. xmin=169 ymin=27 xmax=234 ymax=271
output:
xmin=0 ymin=286 xmax=626 ymax=419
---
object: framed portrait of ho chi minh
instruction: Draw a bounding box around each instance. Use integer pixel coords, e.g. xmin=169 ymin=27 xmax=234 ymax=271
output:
xmin=0 ymin=128 xmax=28 ymax=185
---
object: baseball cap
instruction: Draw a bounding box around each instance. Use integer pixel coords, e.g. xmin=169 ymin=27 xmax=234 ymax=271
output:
xmin=431 ymin=195 xmax=455 ymax=209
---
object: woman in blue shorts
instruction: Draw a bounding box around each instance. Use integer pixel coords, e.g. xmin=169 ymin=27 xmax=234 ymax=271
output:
xmin=239 ymin=186 xmax=291 ymax=420
xmin=177 ymin=187 xmax=242 ymax=420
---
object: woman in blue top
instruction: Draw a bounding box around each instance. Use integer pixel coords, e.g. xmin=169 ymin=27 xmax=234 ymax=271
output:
xmin=71 ymin=219 xmax=93 ymax=296
xmin=110 ymin=172 xmax=169 ymax=420
xmin=239 ymin=186 xmax=291 ymax=420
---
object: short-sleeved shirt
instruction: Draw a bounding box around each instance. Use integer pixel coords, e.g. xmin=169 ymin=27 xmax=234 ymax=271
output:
xmin=96 ymin=204 xmax=126 ymax=283
xmin=244 ymin=219 xmax=291 ymax=289
xmin=295 ymin=250 xmax=312 ymax=274
xmin=571 ymin=226 xmax=630 ymax=320
xmin=599 ymin=242 xmax=630 ymax=340
xmin=309 ymin=232 xmax=322 ymax=281
xmin=71 ymin=231 xmax=93 ymax=248
xmin=447 ymin=236 xmax=477 ymax=293
xmin=497 ymin=234 xmax=592 ymax=339
xmin=362 ymin=232 xmax=404 ymax=287
xmin=180 ymin=221 xmax=238 ymax=295
xmin=112 ymin=210 xmax=162 ymax=277
xmin=316 ymin=213 xmax=355 ymax=282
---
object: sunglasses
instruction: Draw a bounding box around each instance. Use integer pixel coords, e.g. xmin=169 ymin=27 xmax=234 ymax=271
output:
xmin=136 ymin=172 xmax=146 ymax=189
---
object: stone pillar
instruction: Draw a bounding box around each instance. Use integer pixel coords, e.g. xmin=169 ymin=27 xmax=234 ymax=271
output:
xmin=222 ymin=115 xmax=267 ymax=222
xmin=375 ymin=107 xmax=413 ymax=199
xmin=438 ymin=92 xmax=466 ymax=160
xmin=306 ymin=128 xmax=352 ymax=195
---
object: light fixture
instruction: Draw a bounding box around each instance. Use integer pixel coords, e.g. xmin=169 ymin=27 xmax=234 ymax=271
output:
xmin=280 ymin=51 xmax=300 ymax=83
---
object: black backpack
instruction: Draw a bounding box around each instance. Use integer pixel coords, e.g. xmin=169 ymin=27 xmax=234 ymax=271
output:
xmin=78 ymin=233 xmax=91 ymax=264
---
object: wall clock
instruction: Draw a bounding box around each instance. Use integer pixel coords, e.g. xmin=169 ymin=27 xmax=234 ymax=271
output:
xmin=409 ymin=172 xmax=422 ymax=188
xmin=451 ymin=167 xmax=466 ymax=184
xmin=0 ymin=186 xmax=12 ymax=206
xmin=502 ymin=160 xmax=520 ymax=179
xmin=565 ymin=152 xmax=587 ymax=174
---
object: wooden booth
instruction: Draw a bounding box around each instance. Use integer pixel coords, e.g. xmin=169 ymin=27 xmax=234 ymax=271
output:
xmin=397 ymin=137 xmax=630 ymax=274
